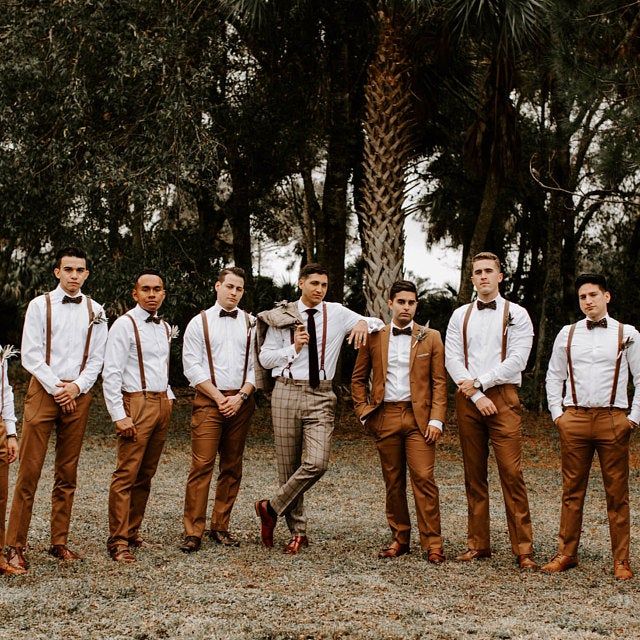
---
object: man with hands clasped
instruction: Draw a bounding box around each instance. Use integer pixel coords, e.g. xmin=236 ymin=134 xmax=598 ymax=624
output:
xmin=352 ymin=281 xmax=447 ymax=562
xmin=542 ymin=274 xmax=640 ymax=580
xmin=445 ymin=252 xmax=537 ymax=570
xmin=180 ymin=267 xmax=256 ymax=552
xmin=6 ymin=247 xmax=107 ymax=572
xmin=103 ymin=269 xmax=175 ymax=562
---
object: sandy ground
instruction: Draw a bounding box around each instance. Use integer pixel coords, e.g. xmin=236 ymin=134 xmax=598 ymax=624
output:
xmin=1 ymin=392 xmax=639 ymax=640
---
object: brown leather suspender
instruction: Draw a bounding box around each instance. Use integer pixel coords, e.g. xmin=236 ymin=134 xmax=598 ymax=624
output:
xmin=45 ymin=292 xmax=95 ymax=373
xmin=201 ymin=310 xmax=253 ymax=389
xmin=126 ymin=314 xmax=146 ymax=393
xmin=462 ymin=300 xmax=510 ymax=369
xmin=566 ymin=320 xmax=624 ymax=408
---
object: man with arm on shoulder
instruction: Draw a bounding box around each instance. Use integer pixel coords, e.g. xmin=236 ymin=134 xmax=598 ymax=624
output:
xmin=6 ymin=247 xmax=107 ymax=572
xmin=352 ymin=280 xmax=447 ymax=562
xmin=445 ymin=251 xmax=537 ymax=570
xmin=103 ymin=269 xmax=174 ymax=562
xmin=542 ymin=273 xmax=639 ymax=581
xmin=255 ymin=263 xmax=383 ymax=554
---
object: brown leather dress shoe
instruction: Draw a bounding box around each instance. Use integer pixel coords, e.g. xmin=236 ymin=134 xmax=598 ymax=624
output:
xmin=614 ymin=559 xmax=633 ymax=581
xmin=179 ymin=536 xmax=201 ymax=553
xmin=455 ymin=548 xmax=491 ymax=562
xmin=541 ymin=553 xmax=578 ymax=573
xmin=517 ymin=554 xmax=539 ymax=570
xmin=283 ymin=535 xmax=309 ymax=555
xmin=49 ymin=545 xmax=83 ymax=561
xmin=5 ymin=546 xmax=28 ymax=570
xmin=208 ymin=530 xmax=240 ymax=547
xmin=0 ymin=555 xmax=27 ymax=576
xmin=426 ymin=548 xmax=446 ymax=564
xmin=378 ymin=541 xmax=410 ymax=559
xmin=255 ymin=500 xmax=277 ymax=548
xmin=110 ymin=546 xmax=136 ymax=563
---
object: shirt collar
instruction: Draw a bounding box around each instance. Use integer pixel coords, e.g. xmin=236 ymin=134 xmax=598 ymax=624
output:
xmin=390 ymin=320 xmax=414 ymax=332
xmin=297 ymin=299 xmax=323 ymax=314
xmin=212 ymin=301 xmax=239 ymax=314
xmin=476 ymin=293 xmax=502 ymax=307
xmin=52 ymin=284 xmax=83 ymax=302
xmin=131 ymin=304 xmax=156 ymax=321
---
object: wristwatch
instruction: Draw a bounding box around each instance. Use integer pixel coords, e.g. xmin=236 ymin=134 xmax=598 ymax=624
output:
xmin=473 ymin=379 xmax=483 ymax=391
xmin=239 ymin=391 xmax=249 ymax=402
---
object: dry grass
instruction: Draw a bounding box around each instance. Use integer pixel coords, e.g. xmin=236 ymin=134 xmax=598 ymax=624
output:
xmin=1 ymin=389 xmax=640 ymax=639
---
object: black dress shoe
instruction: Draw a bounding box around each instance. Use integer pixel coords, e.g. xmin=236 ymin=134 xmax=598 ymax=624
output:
xmin=179 ymin=536 xmax=201 ymax=553
xmin=208 ymin=530 xmax=240 ymax=547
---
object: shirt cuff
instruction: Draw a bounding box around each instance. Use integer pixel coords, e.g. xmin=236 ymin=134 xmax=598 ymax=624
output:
xmin=110 ymin=406 xmax=127 ymax=423
xmin=427 ymin=419 xmax=443 ymax=432
xmin=190 ymin=373 xmax=210 ymax=388
xmin=73 ymin=377 xmax=88 ymax=395
xmin=470 ymin=391 xmax=485 ymax=404
xmin=367 ymin=318 xmax=385 ymax=333
xmin=4 ymin=421 xmax=16 ymax=436
xmin=550 ymin=406 xmax=563 ymax=422
xmin=629 ymin=410 xmax=640 ymax=425
xmin=167 ymin=385 xmax=176 ymax=401
xmin=287 ymin=344 xmax=299 ymax=362
xmin=477 ymin=373 xmax=493 ymax=390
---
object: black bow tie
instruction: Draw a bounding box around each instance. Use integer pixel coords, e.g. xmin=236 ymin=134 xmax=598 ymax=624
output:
xmin=477 ymin=300 xmax=497 ymax=311
xmin=220 ymin=309 xmax=238 ymax=319
xmin=62 ymin=295 xmax=82 ymax=304
xmin=587 ymin=317 xmax=607 ymax=330
xmin=145 ymin=315 xmax=162 ymax=324
xmin=392 ymin=326 xmax=412 ymax=337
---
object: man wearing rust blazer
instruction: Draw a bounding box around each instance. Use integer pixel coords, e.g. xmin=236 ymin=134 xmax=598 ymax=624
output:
xmin=352 ymin=280 xmax=447 ymax=562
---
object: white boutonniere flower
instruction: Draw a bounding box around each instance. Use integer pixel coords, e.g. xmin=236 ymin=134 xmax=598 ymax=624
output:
xmin=169 ymin=325 xmax=180 ymax=341
xmin=412 ymin=322 xmax=430 ymax=349
xmin=618 ymin=336 xmax=634 ymax=360
xmin=0 ymin=344 xmax=19 ymax=364
xmin=89 ymin=310 xmax=108 ymax=327
xmin=504 ymin=312 xmax=515 ymax=336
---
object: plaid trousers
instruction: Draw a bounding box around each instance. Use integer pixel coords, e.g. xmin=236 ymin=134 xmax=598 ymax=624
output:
xmin=269 ymin=377 xmax=336 ymax=535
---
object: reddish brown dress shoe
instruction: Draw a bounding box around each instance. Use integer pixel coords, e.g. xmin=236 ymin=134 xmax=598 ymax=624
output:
xmin=283 ymin=535 xmax=309 ymax=555
xmin=517 ymin=554 xmax=539 ymax=570
xmin=378 ymin=541 xmax=410 ymax=559
xmin=5 ymin=546 xmax=28 ymax=570
xmin=179 ymin=536 xmax=201 ymax=553
xmin=48 ymin=545 xmax=83 ymax=561
xmin=541 ymin=553 xmax=578 ymax=573
xmin=426 ymin=548 xmax=446 ymax=564
xmin=110 ymin=546 xmax=136 ymax=563
xmin=0 ymin=555 xmax=27 ymax=576
xmin=255 ymin=500 xmax=277 ymax=548
xmin=614 ymin=559 xmax=633 ymax=581
xmin=208 ymin=530 xmax=240 ymax=547
xmin=455 ymin=548 xmax=491 ymax=562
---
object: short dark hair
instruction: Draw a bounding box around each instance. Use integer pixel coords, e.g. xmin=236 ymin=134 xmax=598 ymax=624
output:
xmin=472 ymin=251 xmax=501 ymax=272
xmin=134 ymin=268 xmax=165 ymax=287
xmin=218 ymin=266 xmax=246 ymax=284
xmin=299 ymin=263 xmax=328 ymax=280
xmin=575 ymin=273 xmax=608 ymax=294
xmin=389 ymin=280 xmax=418 ymax=301
xmin=54 ymin=246 xmax=88 ymax=269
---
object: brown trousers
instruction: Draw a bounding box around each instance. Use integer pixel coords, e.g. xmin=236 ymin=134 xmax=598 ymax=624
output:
xmin=183 ymin=391 xmax=255 ymax=538
xmin=556 ymin=407 xmax=631 ymax=561
xmin=455 ymin=384 xmax=533 ymax=556
xmin=0 ymin=420 xmax=8 ymax=548
xmin=374 ymin=402 xmax=442 ymax=551
xmin=107 ymin=392 xmax=172 ymax=550
xmin=7 ymin=377 xmax=92 ymax=547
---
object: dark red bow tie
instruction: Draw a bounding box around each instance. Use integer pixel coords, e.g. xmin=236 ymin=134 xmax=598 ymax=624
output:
xmin=477 ymin=300 xmax=497 ymax=311
xmin=145 ymin=315 xmax=162 ymax=324
xmin=219 ymin=309 xmax=238 ymax=319
xmin=392 ymin=327 xmax=412 ymax=337
xmin=62 ymin=295 xmax=82 ymax=304
xmin=587 ymin=317 xmax=607 ymax=330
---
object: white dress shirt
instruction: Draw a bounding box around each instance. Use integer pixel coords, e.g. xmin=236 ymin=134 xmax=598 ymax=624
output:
xmin=385 ymin=322 xmax=443 ymax=431
xmin=445 ymin=295 xmax=533 ymax=403
xmin=259 ymin=300 xmax=384 ymax=380
xmin=546 ymin=316 xmax=640 ymax=423
xmin=0 ymin=358 xmax=17 ymax=436
xmin=182 ymin=302 xmax=256 ymax=391
xmin=102 ymin=305 xmax=175 ymax=422
xmin=21 ymin=285 xmax=107 ymax=395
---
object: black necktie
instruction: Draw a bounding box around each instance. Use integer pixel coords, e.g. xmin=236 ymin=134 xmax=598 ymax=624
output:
xmin=62 ymin=295 xmax=82 ymax=304
xmin=305 ymin=308 xmax=320 ymax=389
xmin=220 ymin=309 xmax=238 ymax=319
xmin=392 ymin=326 xmax=412 ymax=337
xmin=587 ymin=317 xmax=607 ymax=330
xmin=146 ymin=314 xmax=162 ymax=324
xmin=477 ymin=300 xmax=497 ymax=311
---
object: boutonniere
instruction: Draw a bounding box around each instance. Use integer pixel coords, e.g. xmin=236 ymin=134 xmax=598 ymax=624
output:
xmin=0 ymin=344 xmax=19 ymax=365
xmin=248 ymin=316 xmax=257 ymax=329
xmin=618 ymin=336 xmax=634 ymax=360
xmin=169 ymin=325 xmax=180 ymax=341
xmin=89 ymin=310 xmax=108 ymax=327
xmin=412 ymin=322 xmax=430 ymax=349
xmin=504 ymin=312 xmax=515 ymax=336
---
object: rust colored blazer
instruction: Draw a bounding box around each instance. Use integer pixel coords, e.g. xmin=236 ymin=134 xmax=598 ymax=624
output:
xmin=351 ymin=323 xmax=447 ymax=434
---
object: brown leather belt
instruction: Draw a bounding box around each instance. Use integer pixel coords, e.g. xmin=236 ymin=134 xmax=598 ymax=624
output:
xmin=383 ymin=401 xmax=412 ymax=408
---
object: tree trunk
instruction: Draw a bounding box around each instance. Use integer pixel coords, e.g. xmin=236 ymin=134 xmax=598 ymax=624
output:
xmin=226 ymin=180 xmax=254 ymax=309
